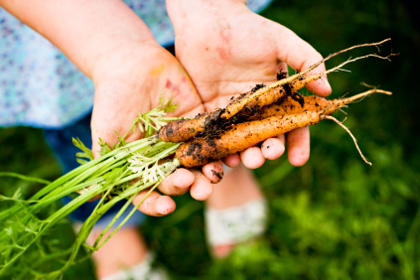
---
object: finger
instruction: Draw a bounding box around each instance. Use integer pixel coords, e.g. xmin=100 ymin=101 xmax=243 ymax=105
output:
xmin=275 ymin=27 xmax=332 ymax=96
xmin=90 ymin=81 xmax=150 ymax=158
xmin=189 ymin=170 xmax=213 ymax=201
xmin=201 ymin=160 xmax=224 ymax=183
xmin=133 ymin=190 xmax=176 ymax=217
xmin=277 ymin=62 xmax=289 ymax=77
xmin=240 ymin=147 xmax=265 ymax=169
xmin=157 ymin=168 xmax=195 ymax=196
xmin=286 ymin=126 xmax=310 ymax=166
xmin=223 ymin=154 xmax=241 ymax=168
xmin=300 ymin=60 xmax=331 ymax=97
xmin=261 ymin=135 xmax=285 ymax=160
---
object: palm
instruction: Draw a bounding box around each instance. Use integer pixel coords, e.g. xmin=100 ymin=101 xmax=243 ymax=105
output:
xmin=175 ymin=12 xmax=283 ymax=110
xmin=91 ymin=44 xmax=204 ymax=153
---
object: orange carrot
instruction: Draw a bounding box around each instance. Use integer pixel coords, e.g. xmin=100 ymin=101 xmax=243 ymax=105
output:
xmin=256 ymin=89 xmax=391 ymax=118
xmin=159 ymin=89 xmax=391 ymax=143
xmin=175 ymin=89 xmax=391 ymax=167
xmin=176 ymin=111 xmax=322 ymax=168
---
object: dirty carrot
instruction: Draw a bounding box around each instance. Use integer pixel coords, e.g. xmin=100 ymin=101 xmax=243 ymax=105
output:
xmin=175 ymin=89 xmax=391 ymax=168
xmin=255 ymin=89 xmax=392 ymax=119
xmin=175 ymin=111 xmax=322 ymax=168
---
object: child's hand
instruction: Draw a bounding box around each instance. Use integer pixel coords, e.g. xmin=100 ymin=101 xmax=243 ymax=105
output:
xmin=90 ymin=42 xmax=202 ymax=156
xmin=167 ymin=0 xmax=332 ymax=168
xmin=91 ymin=41 xmax=224 ymax=216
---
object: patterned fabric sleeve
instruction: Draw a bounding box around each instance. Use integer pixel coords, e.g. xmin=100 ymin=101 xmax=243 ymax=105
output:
xmin=0 ymin=11 xmax=95 ymax=128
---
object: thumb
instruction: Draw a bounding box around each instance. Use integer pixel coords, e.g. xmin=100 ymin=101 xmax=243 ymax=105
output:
xmin=275 ymin=27 xmax=332 ymax=96
xmin=90 ymin=82 xmax=150 ymax=158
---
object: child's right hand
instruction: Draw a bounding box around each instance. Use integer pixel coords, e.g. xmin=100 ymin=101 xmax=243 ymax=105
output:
xmin=90 ymin=41 xmax=224 ymax=217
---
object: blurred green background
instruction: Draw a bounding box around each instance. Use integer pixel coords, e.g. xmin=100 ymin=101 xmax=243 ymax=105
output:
xmin=1 ymin=0 xmax=419 ymax=279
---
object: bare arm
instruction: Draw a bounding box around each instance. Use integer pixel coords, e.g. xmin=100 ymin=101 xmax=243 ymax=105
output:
xmin=0 ymin=0 xmax=156 ymax=78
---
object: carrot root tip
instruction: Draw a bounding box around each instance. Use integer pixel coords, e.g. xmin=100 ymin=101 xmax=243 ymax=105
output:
xmin=323 ymin=115 xmax=372 ymax=166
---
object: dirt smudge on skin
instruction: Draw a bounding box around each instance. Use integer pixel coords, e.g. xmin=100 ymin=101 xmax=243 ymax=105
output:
xmin=165 ymin=79 xmax=181 ymax=96
xmin=216 ymin=46 xmax=231 ymax=60
xmin=150 ymin=63 xmax=165 ymax=75
xmin=211 ymin=170 xmax=224 ymax=180
xmin=165 ymin=79 xmax=172 ymax=89
xmin=216 ymin=20 xmax=232 ymax=60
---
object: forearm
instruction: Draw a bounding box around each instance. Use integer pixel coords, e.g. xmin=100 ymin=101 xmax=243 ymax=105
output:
xmin=0 ymin=0 xmax=156 ymax=79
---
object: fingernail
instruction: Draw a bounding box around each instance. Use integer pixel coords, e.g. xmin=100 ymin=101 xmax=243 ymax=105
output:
xmin=322 ymin=77 xmax=332 ymax=93
xmin=157 ymin=203 xmax=173 ymax=215
xmin=211 ymin=169 xmax=224 ymax=182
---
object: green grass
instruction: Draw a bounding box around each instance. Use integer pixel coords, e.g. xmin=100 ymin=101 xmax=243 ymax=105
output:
xmin=1 ymin=0 xmax=420 ymax=279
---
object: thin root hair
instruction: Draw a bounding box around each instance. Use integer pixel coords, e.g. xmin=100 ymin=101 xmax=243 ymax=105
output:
xmin=292 ymin=38 xmax=393 ymax=80
xmin=338 ymin=108 xmax=348 ymax=115
xmin=323 ymin=115 xmax=372 ymax=166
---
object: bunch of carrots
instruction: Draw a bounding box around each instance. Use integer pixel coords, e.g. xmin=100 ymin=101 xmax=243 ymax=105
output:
xmin=161 ymin=39 xmax=394 ymax=167
xmin=0 ymin=39 xmax=394 ymax=278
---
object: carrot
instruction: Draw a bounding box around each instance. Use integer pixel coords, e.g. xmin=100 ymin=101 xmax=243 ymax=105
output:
xmin=175 ymin=88 xmax=392 ymax=168
xmin=158 ymin=111 xmax=214 ymax=142
xmin=255 ymin=89 xmax=392 ymax=119
xmin=176 ymin=111 xmax=322 ymax=168
xmin=158 ymin=116 xmax=206 ymax=142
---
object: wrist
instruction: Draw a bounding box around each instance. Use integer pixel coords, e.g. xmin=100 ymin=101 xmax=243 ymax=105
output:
xmin=86 ymin=26 xmax=158 ymax=80
xmin=91 ymin=39 xmax=162 ymax=85
xmin=76 ymin=13 xmax=159 ymax=80
xmin=167 ymin=0 xmax=246 ymax=4
xmin=166 ymin=0 xmax=248 ymax=30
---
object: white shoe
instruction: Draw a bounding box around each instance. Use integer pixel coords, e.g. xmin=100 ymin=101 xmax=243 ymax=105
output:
xmin=205 ymin=199 xmax=268 ymax=247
